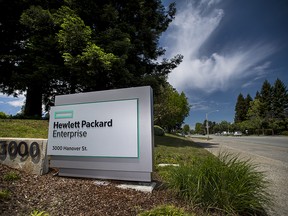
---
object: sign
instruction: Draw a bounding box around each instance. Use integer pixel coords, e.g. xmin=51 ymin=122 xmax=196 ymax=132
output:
xmin=48 ymin=86 xmax=153 ymax=182
xmin=48 ymin=99 xmax=138 ymax=157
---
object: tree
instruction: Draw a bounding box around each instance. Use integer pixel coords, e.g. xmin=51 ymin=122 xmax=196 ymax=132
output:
xmin=195 ymin=122 xmax=203 ymax=134
xmin=233 ymin=78 xmax=288 ymax=135
xmin=272 ymin=78 xmax=288 ymax=120
xmin=183 ymin=124 xmax=190 ymax=135
xmin=259 ymin=79 xmax=273 ymax=121
xmin=234 ymin=93 xmax=246 ymax=123
xmin=271 ymin=78 xmax=288 ymax=132
xmin=215 ymin=121 xmax=231 ymax=133
xmin=19 ymin=5 xmax=65 ymax=117
xmin=0 ymin=0 xmax=182 ymax=117
xmin=244 ymin=94 xmax=253 ymax=120
xmin=255 ymin=91 xmax=261 ymax=100
xmin=247 ymin=99 xmax=264 ymax=135
xmin=236 ymin=120 xmax=254 ymax=134
xmin=154 ymin=84 xmax=190 ymax=132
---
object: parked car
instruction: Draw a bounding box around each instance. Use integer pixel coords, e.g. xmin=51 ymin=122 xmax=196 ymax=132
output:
xmin=234 ymin=131 xmax=242 ymax=136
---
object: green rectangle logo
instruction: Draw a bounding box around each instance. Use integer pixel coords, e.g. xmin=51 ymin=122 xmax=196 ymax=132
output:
xmin=54 ymin=110 xmax=73 ymax=119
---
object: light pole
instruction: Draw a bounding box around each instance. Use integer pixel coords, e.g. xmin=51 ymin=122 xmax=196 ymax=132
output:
xmin=206 ymin=110 xmax=219 ymax=140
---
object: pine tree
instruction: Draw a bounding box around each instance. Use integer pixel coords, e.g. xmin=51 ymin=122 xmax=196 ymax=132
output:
xmin=259 ymin=80 xmax=273 ymax=120
xmin=244 ymin=94 xmax=253 ymax=120
xmin=234 ymin=93 xmax=246 ymax=123
xmin=255 ymin=91 xmax=261 ymax=100
xmin=272 ymin=78 xmax=288 ymax=120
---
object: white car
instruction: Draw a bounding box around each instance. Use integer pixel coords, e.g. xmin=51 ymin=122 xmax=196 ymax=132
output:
xmin=234 ymin=131 xmax=242 ymax=136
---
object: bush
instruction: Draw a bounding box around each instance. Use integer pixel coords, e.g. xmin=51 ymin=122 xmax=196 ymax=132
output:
xmin=281 ymin=131 xmax=288 ymax=136
xmin=154 ymin=125 xmax=165 ymax=136
xmin=0 ymin=111 xmax=8 ymax=119
xmin=138 ymin=205 xmax=192 ymax=216
xmin=168 ymin=152 xmax=272 ymax=215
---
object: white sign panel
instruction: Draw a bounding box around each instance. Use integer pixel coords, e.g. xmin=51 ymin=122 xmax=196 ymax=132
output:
xmin=47 ymin=99 xmax=138 ymax=157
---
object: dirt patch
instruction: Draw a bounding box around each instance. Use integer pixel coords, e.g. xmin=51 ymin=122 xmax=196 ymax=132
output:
xmin=0 ymin=164 xmax=200 ymax=216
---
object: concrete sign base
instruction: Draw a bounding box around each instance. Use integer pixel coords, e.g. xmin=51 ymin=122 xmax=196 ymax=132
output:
xmin=0 ymin=138 xmax=49 ymax=175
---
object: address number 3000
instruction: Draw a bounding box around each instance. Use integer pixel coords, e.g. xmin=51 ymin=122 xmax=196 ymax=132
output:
xmin=0 ymin=141 xmax=40 ymax=158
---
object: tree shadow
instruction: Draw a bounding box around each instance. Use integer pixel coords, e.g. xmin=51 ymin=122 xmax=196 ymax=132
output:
xmin=155 ymin=135 xmax=219 ymax=149
xmin=192 ymin=140 xmax=220 ymax=148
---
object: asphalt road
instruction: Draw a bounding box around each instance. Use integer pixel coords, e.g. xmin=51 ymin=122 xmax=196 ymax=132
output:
xmin=191 ymin=135 xmax=288 ymax=216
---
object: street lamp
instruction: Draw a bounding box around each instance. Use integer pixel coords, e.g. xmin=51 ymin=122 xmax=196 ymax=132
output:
xmin=206 ymin=110 xmax=219 ymax=140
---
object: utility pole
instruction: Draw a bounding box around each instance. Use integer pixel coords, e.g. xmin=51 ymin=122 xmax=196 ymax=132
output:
xmin=206 ymin=110 xmax=219 ymax=140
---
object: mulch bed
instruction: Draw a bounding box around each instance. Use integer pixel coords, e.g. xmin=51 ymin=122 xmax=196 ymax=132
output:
xmin=0 ymin=164 xmax=200 ymax=216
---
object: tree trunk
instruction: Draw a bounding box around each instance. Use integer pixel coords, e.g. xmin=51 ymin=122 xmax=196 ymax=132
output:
xmin=24 ymin=84 xmax=42 ymax=118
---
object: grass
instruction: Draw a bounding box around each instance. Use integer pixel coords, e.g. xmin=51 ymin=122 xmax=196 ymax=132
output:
xmin=0 ymin=119 xmax=48 ymax=138
xmin=3 ymin=171 xmax=21 ymax=181
xmin=154 ymin=134 xmax=211 ymax=187
xmin=0 ymin=189 xmax=10 ymax=200
xmin=138 ymin=205 xmax=195 ymax=216
xmin=30 ymin=210 xmax=50 ymax=216
xmin=167 ymin=152 xmax=272 ymax=215
xmin=155 ymin=134 xmax=210 ymax=164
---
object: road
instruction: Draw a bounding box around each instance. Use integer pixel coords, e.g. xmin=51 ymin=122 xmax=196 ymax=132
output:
xmin=190 ymin=135 xmax=288 ymax=216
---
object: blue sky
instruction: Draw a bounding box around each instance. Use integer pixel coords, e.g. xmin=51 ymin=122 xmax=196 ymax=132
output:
xmin=160 ymin=0 xmax=288 ymax=128
xmin=1 ymin=0 xmax=288 ymax=129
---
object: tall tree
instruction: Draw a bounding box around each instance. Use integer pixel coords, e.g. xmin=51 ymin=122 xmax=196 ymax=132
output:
xmin=0 ymin=0 xmax=182 ymax=117
xmin=259 ymin=79 xmax=273 ymax=120
xmin=244 ymin=94 xmax=253 ymax=120
xmin=255 ymin=91 xmax=261 ymax=100
xmin=272 ymin=78 xmax=288 ymax=120
xmin=234 ymin=93 xmax=246 ymax=123
xmin=19 ymin=5 xmax=64 ymax=117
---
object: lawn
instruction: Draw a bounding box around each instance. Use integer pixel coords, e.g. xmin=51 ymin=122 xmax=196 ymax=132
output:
xmin=0 ymin=119 xmax=49 ymax=138
xmin=154 ymin=134 xmax=210 ymax=165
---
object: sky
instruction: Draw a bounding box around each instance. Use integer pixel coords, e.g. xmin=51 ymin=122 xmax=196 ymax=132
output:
xmin=1 ymin=0 xmax=288 ymax=129
xmin=160 ymin=0 xmax=288 ymax=128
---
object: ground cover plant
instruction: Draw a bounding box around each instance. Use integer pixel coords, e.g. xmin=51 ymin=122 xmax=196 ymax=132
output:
xmin=0 ymin=189 xmax=10 ymax=200
xmin=138 ymin=205 xmax=194 ymax=216
xmin=3 ymin=171 xmax=21 ymax=181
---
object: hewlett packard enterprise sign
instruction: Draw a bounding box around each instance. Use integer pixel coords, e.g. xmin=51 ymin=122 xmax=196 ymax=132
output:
xmin=48 ymin=86 xmax=153 ymax=182
xmin=48 ymin=99 xmax=138 ymax=157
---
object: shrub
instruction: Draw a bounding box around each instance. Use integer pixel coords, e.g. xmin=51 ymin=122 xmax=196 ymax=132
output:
xmin=3 ymin=171 xmax=21 ymax=181
xmin=168 ymin=152 xmax=272 ymax=215
xmin=281 ymin=131 xmax=288 ymax=136
xmin=138 ymin=205 xmax=193 ymax=216
xmin=154 ymin=125 xmax=165 ymax=136
xmin=0 ymin=111 xmax=8 ymax=119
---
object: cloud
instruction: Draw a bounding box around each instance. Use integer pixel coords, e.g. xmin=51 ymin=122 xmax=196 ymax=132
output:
xmin=163 ymin=0 xmax=276 ymax=94
xmin=0 ymin=93 xmax=8 ymax=98
xmin=7 ymin=99 xmax=25 ymax=107
xmin=0 ymin=93 xmax=25 ymax=107
xmin=190 ymin=101 xmax=209 ymax=111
